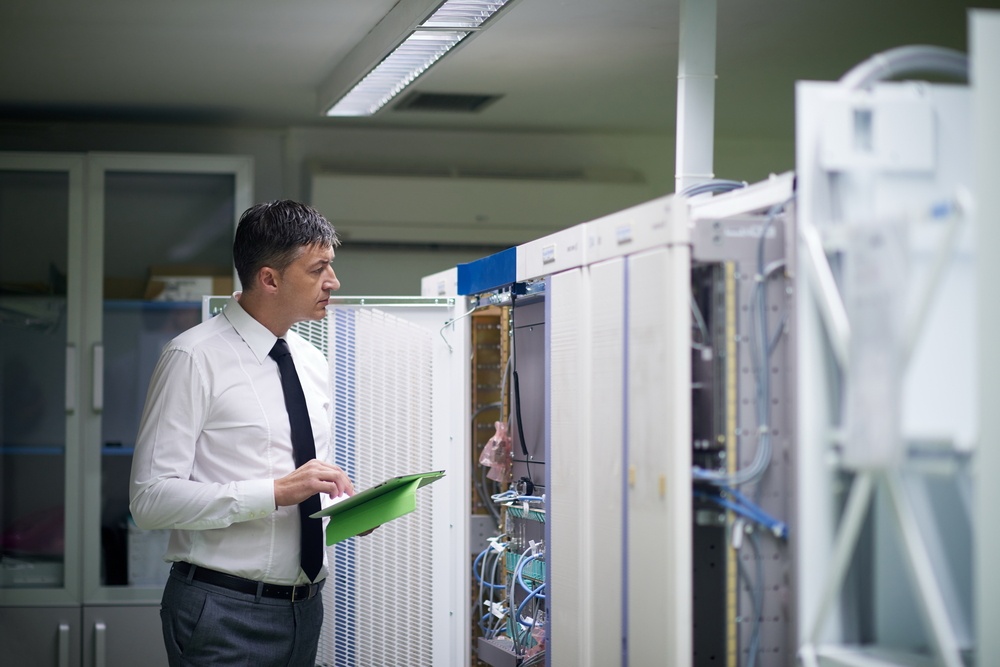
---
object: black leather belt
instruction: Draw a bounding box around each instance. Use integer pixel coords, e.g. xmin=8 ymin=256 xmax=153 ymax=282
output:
xmin=172 ymin=562 xmax=322 ymax=602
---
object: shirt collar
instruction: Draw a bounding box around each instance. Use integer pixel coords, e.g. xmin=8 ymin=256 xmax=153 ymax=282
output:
xmin=223 ymin=294 xmax=279 ymax=365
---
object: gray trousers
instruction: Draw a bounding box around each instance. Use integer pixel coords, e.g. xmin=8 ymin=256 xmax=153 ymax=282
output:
xmin=160 ymin=567 xmax=324 ymax=667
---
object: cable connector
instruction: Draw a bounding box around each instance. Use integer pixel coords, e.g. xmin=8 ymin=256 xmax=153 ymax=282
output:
xmin=487 ymin=600 xmax=507 ymax=619
xmin=488 ymin=536 xmax=506 ymax=554
xmin=731 ymin=518 xmax=746 ymax=550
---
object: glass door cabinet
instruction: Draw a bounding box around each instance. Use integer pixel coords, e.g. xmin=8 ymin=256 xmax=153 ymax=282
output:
xmin=0 ymin=154 xmax=84 ymax=605
xmin=0 ymin=152 xmax=252 ymax=667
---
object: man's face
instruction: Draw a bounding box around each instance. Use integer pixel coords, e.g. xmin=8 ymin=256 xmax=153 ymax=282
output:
xmin=276 ymin=243 xmax=340 ymax=323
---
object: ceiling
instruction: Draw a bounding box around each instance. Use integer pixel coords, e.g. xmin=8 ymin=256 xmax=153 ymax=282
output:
xmin=0 ymin=0 xmax=992 ymax=140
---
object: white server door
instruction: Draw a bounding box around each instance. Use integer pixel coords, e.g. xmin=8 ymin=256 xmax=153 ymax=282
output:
xmin=626 ymin=245 xmax=693 ymax=667
xmin=292 ymin=297 xmax=471 ymax=667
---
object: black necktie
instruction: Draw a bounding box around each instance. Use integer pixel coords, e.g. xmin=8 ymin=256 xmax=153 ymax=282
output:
xmin=269 ymin=338 xmax=323 ymax=582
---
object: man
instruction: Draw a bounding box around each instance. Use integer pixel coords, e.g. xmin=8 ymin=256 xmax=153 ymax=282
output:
xmin=129 ymin=200 xmax=355 ymax=666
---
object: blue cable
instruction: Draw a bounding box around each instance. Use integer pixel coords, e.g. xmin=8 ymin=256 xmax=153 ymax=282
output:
xmin=723 ymin=486 xmax=785 ymax=532
xmin=516 ymin=582 xmax=547 ymax=630
xmin=515 ymin=554 xmax=546 ymax=598
xmin=693 ymin=489 xmax=788 ymax=539
xmin=679 ymin=179 xmax=747 ymax=198
xmin=474 ymin=545 xmax=506 ymax=589
xmin=508 ymin=549 xmax=546 ymax=652
xmin=492 ymin=490 xmax=545 ymax=505
xmin=480 ymin=612 xmax=498 ymax=638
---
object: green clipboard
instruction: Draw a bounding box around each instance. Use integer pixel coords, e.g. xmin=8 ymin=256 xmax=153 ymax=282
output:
xmin=309 ymin=470 xmax=445 ymax=545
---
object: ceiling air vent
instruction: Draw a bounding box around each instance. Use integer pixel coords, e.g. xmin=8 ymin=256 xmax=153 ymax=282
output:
xmin=393 ymin=92 xmax=501 ymax=113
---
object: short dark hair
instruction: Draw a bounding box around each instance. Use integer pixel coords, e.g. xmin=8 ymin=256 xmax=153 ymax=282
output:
xmin=233 ymin=200 xmax=339 ymax=290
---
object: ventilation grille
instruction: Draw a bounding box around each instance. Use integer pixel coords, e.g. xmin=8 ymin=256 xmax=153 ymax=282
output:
xmin=291 ymin=316 xmax=329 ymax=355
xmin=393 ymin=91 xmax=501 ymax=113
xmin=314 ymin=306 xmax=436 ymax=667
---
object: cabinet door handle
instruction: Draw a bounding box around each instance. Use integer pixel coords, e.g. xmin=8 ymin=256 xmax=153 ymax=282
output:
xmin=65 ymin=344 xmax=78 ymax=413
xmin=93 ymin=621 xmax=107 ymax=667
xmin=57 ymin=622 xmax=70 ymax=667
xmin=92 ymin=343 xmax=104 ymax=413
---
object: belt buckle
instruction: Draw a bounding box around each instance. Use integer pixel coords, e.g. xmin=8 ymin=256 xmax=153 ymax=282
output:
xmin=292 ymin=583 xmax=312 ymax=602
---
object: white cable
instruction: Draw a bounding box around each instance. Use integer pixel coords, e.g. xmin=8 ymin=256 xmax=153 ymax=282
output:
xmin=439 ymin=304 xmax=477 ymax=353
xmin=690 ymin=293 xmax=711 ymax=352
xmin=839 ymin=45 xmax=968 ymax=90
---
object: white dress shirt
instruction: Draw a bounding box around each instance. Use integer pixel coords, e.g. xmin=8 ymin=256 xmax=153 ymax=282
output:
xmin=129 ymin=295 xmax=331 ymax=585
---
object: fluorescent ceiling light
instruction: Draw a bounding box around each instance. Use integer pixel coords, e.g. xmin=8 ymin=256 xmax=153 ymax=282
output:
xmin=422 ymin=0 xmax=512 ymax=28
xmin=324 ymin=0 xmax=514 ymax=117
xmin=326 ymin=31 xmax=468 ymax=117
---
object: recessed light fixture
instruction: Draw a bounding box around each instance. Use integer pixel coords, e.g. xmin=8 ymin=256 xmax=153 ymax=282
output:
xmin=323 ymin=0 xmax=515 ymax=117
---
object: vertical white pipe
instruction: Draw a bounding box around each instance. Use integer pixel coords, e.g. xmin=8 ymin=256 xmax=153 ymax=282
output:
xmin=675 ymin=0 xmax=718 ymax=194
xmin=972 ymin=9 xmax=1000 ymax=667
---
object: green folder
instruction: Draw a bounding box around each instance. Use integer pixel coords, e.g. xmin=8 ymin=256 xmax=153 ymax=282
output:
xmin=309 ymin=470 xmax=445 ymax=545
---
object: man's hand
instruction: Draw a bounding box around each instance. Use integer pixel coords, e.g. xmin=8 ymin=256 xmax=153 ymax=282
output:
xmin=274 ymin=459 xmax=354 ymax=507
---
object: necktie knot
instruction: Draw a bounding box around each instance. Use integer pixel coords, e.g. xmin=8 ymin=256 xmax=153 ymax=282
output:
xmin=269 ymin=338 xmax=291 ymax=360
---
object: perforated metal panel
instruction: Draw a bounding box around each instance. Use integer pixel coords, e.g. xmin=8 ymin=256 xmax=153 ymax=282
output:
xmin=292 ymin=300 xmax=466 ymax=667
xmin=291 ymin=315 xmax=329 ymax=355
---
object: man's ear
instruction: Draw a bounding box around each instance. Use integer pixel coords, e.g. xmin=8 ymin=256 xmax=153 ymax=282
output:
xmin=258 ymin=266 xmax=281 ymax=293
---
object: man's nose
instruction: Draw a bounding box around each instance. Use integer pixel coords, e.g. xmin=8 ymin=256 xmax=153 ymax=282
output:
xmin=325 ymin=268 xmax=340 ymax=292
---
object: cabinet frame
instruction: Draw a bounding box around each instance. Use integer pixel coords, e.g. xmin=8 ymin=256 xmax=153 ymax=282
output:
xmin=0 ymin=153 xmax=87 ymax=608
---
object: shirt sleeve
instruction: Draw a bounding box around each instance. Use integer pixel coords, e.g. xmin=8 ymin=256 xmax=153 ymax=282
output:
xmin=128 ymin=347 xmax=276 ymax=530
